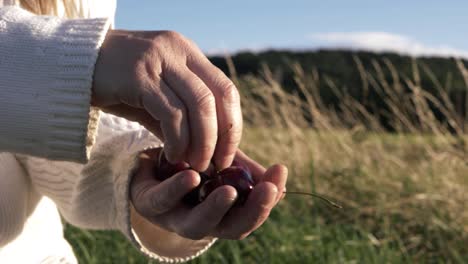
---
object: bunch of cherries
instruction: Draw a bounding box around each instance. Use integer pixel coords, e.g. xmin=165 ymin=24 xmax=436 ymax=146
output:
xmin=153 ymin=148 xmax=341 ymax=208
xmin=154 ymin=148 xmax=255 ymax=206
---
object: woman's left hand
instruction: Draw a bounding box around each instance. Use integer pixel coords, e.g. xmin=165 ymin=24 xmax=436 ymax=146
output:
xmin=129 ymin=149 xmax=288 ymax=240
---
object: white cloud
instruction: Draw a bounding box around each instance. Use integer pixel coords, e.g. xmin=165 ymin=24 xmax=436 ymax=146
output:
xmin=309 ymin=32 xmax=468 ymax=59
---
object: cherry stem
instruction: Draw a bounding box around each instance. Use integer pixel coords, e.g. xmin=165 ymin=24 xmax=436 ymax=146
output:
xmin=284 ymin=191 xmax=342 ymax=209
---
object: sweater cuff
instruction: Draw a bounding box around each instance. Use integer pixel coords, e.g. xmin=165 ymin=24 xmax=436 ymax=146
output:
xmin=48 ymin=18 xmax=110 ymax=163
xmin=129 ymin=206 xmax=217 ymax=263
xmin=0 ymin=7 xmax=110 ymax=163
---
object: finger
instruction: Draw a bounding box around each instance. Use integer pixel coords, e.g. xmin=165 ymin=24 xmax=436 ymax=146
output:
xmin=142 ymin=79 xmax=189 ymax=163
xmin=188 ymin=56 xmax=243 ymax=170
xmin=164 ymin=66 xmax=218 ymax=172
xmin=131 ymin=162 xmax=200 ymax=216
xmin=215 ymin=182 xmax=277 ymax=240
xmin=260 ymin=165 xmax=288 ymax=204
xmin=234 ymin=150 xmax=266 ymax=183
xmin=176 ymin=185 xmax=237 ymax=240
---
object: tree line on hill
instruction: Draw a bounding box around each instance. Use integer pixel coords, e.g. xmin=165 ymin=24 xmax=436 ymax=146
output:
xmin=209 ymin=49 xmax=468 ymax=132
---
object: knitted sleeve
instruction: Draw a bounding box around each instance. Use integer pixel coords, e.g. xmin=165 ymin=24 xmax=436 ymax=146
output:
xmin=0 ymin=6 xmax=111 ymax=163
xmin=18 ymin=113 xmax=217 ymax=263
xmin=0 ymin=153 xmax=37 ymax=247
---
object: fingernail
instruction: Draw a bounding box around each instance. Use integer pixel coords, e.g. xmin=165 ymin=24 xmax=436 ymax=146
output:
xmin=271 ymin=185 xmax=278 ymax=194
xmin=190 ymin=158 xmax=209 ymax=172
xmin=182 ymin=171 xmax=200 ymax=188
xmin=215 ymin=153 xmax=235 ymax=171
xmin=267 ymin=185 xmax=279 ymax=204
xmin=215 ymin=188 xmax=237 ymax=207
xmin=276 ymin=187 xmax=286 ymax=203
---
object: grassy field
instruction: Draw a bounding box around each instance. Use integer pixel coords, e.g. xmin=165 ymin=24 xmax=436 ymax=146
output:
xmin=65 ymin=58 xmax=467 ymax=263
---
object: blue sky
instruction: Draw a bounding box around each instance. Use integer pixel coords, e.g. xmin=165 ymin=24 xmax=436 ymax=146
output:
xmin=115 ymin=1 xmax=468 ymax=57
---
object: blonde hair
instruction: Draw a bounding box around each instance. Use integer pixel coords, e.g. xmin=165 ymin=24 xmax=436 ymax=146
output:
xmin=18 ymin=0 xmax=84 ymax=18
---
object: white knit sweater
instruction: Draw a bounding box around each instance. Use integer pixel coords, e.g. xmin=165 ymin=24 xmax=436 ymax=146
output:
xmin=0 ymin=2 xmax=216 ymax=263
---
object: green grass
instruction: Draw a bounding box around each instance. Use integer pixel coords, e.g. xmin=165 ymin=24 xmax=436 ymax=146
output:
xmin=65 ymin=194 xmax=467 ymax=264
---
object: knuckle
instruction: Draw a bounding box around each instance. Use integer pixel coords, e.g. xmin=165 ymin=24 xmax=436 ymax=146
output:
xmin=198 ymin=143 xmax=216 ymax=159
xmin=222 ymin=128 xmax=242 ymax=145
xmin=160 ymin=30 xmax=184 ymax=41
xmin=217 ymin=80 xmax=240 ymax=104
xmin=183 ymin=35 xmax=198 ymax=48
xmin=194 ymin=90 xmax=216 ymax=114
xmin=190 ymin=145 xmax=216 ymax=169
xmin=167 ymin=107 xmax=185 ymax=123
xmin=217 ymin=126 xmax=242 ymax=153
xmin=150 ymin=31 xmax=188 ymax=53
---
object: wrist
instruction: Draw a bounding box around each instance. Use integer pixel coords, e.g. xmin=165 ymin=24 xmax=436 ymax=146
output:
xmin=91 ymin=29 xmax=145 ymax=108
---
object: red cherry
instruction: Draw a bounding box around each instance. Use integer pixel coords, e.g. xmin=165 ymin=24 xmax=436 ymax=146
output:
xmin=152 ymin=148 xmax=255 ymax=207
xmin=198 ymin=177 xmax=223 ymax=204
xmin=218 ymin=166 xmax=254 ymax=205
xmin=230 ymin=159 xmax=252 ymax=176
xmin=198 ymin=166 xmax=254 ymax=206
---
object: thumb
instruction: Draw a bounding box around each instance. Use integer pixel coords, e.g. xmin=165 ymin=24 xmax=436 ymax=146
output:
xmin=130 ymin=153 xmax=201 ymax=216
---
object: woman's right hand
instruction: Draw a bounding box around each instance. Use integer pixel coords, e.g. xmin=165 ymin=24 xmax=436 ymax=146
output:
xmin=92 ymin=30 xmax=242 ymax=172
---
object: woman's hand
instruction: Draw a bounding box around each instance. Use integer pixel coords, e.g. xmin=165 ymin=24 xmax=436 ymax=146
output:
xmin=92 ymin=30 xmax=242 ymax=171
xmin=129 ymin=149 xmax=288 ymax=240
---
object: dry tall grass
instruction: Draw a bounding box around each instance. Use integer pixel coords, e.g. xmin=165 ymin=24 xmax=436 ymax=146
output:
xmin=234 ymin=56 xmax=468 ymax=260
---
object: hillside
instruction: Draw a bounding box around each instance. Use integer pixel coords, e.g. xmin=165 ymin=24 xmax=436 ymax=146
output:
xmin=209 ymin=50 xmax=468 ymax=130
